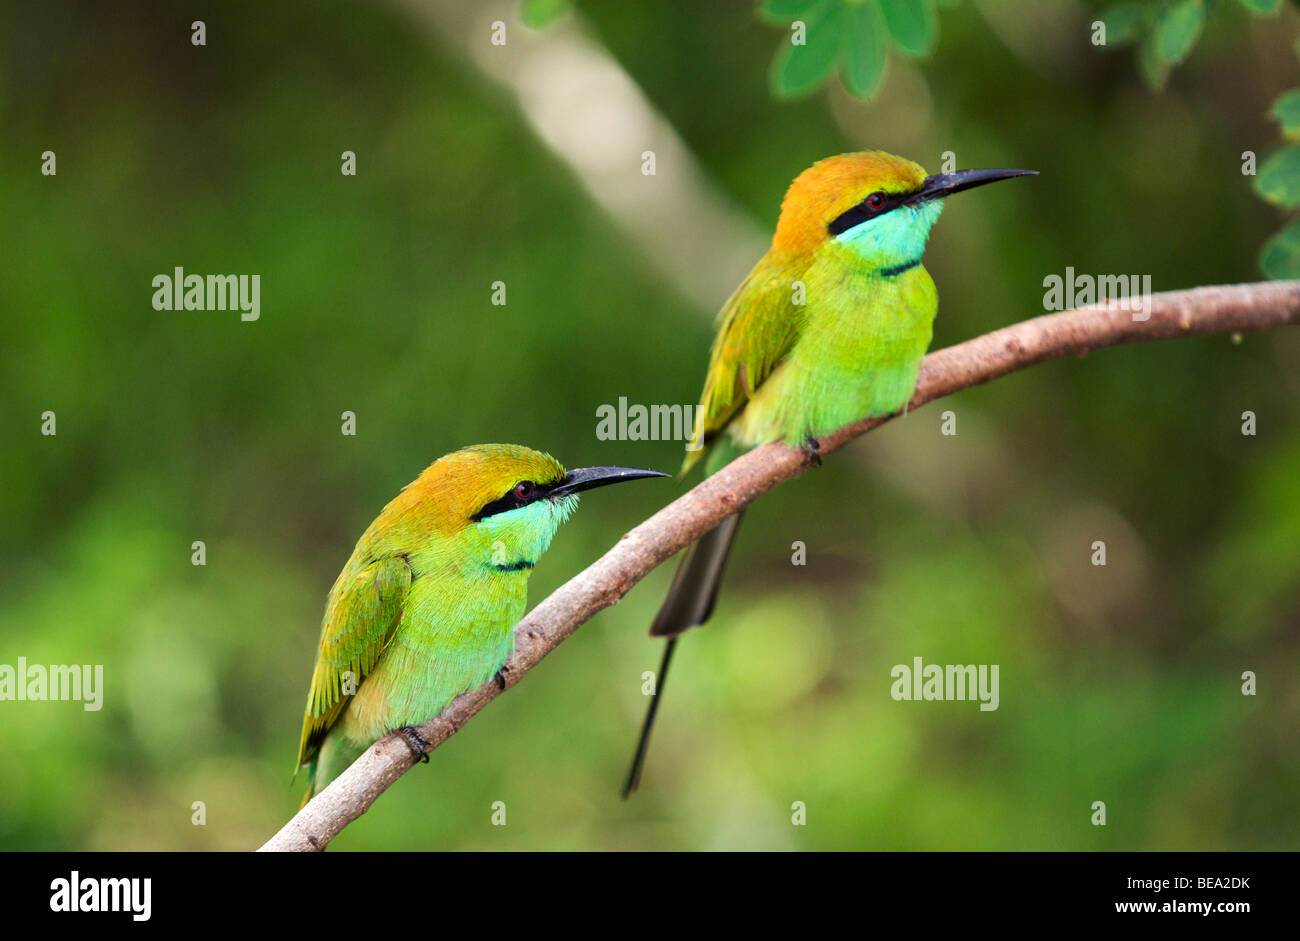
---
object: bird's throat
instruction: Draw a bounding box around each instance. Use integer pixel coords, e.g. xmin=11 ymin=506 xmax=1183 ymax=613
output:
xmin=831 ymin=200 xmax=942 ymax=275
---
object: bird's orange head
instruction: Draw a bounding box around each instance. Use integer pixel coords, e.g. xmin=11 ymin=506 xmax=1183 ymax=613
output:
xmin=401 ymin=445 xmax=569 ymax=532
xmin=774 ymin=152 xmax=927 ymax=255
xmin=770 ymin=151 xmax=1036 ymax=268
xmin=360 ymin=445 xmax=667 ymax=567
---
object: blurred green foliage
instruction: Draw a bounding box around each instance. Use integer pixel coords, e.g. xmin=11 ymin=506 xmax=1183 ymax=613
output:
xmin=1 ymin=0 xmax=1297 ymax=850
xmin=762 ymin=0 xmax=947 ymax=99
xmin=1094 ymin=0 xmax=1300 ymax=275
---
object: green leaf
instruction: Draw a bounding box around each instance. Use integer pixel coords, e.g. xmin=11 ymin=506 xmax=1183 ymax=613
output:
xmin=1237 ymin=0 xmax=1282 ymax=14
xmin=843 ymin=0 xmax=890 ymax=96
xmin=1138 ymin=28 xmax=1172 ymax=90
xmin=771 ymin=0 xmax=845 ymax=99
xmin=1097 ymin=3 xmax=1151 ymax=47
xmin=1270 ymin=90 xmax=1300 ymax=140
xmin=879 ymin=0 xmax=937 ymax=58
xmin=1259 ymin=218 xmax=1300 ymax=279
xmin=759 ymin=0 xmax=825 ymax=21
xmin=1254 ymin=146 xmax=1300 ymax=208
xmin=520 ymin=0 xmax=570 ymax=29
xmin=1155 ymin=0 xmax=1204 ymax=64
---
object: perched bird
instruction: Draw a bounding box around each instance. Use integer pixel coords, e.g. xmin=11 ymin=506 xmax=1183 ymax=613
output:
xmin=623 ymin=152 xmax=1036 ymax=796
xmin=296 ymin=444 xmax=667 ymax=802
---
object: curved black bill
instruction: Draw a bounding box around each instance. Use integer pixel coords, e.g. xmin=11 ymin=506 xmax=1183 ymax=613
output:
xmin=550 ymin=465 xmax=670 ymax=498
xmin=909 ymin=168 xmax=1037 ymax=204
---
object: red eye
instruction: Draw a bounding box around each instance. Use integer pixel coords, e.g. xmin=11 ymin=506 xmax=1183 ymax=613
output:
xmin=867 ymin=192 xmax=885 ymax=210
xmin=514 ymin=482 xmax=534 ymax=501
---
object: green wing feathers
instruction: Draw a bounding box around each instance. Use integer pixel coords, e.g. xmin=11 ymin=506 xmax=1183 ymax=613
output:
xmin=295 ymin=555 xmax=413 ymax=771
xmin=685 ymin=260 xmax=805 ymax=471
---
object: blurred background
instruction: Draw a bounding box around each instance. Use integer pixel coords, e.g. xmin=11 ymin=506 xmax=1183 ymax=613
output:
xmin=2 ymin=0 xmax=1297 ymax=850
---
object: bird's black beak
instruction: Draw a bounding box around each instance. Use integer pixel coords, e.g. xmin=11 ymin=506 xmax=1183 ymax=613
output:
xmin=908 ymin=168 xmax=1037 ymax=205
xmin=549 ymin=465 xmax=670 ymax=498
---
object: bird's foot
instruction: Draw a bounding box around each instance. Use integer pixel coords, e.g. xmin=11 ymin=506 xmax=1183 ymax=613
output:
xmin=802 ymin=437 xmax=823 ymax=468
xmin=397 ymin=726 xmax=431 ymax=763
xmin=494 ymin=666 xmax=508 ymax=691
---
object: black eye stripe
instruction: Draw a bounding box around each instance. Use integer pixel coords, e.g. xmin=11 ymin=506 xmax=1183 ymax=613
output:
xmin=827 ymin=190 xmax=910 ymax=236
xmin=471 ymin=480 xmax=546 ymax=521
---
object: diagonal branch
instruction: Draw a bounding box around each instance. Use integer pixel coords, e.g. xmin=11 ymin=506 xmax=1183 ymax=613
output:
xmin=259 ymin=280 xmax=1300 ymax=851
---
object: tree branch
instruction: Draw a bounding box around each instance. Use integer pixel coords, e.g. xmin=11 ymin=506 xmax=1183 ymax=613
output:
xmin=259 ymin=280 xmax=1300 ymax=851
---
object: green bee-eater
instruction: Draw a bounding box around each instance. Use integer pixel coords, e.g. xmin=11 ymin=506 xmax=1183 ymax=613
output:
xmin=624 ymin=152 xmax=1035 ymax=795
xmin=295 ymin=443 xmax=666 ymax=801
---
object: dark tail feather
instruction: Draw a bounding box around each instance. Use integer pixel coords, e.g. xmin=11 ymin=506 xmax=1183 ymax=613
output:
xmin=649 ymin=512 xmax=743 ymax=637
xmin=622 ymin=636 xmax=677 ymax=799
xmin=622 ymin=512 xmax=743 ymax=797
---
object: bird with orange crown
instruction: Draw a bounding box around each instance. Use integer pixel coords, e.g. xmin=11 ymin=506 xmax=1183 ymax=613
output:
xmin=623 ymin=152 xmax=1036 ymax=795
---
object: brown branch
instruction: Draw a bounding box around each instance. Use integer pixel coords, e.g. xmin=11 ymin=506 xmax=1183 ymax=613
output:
xmin=258 ymin=280 xmax=1300 ymax=851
